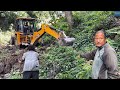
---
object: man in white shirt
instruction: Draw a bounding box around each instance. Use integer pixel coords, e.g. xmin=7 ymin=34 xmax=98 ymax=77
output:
xmin=21 ymin=45 xmax=39 ymax=79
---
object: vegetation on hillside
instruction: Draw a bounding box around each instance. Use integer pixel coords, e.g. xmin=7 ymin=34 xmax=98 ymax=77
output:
xmin=0 ymin=11 xmax=119 ymax=79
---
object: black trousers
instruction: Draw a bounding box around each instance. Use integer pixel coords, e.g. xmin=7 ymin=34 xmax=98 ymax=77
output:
xmin=23 ymin=71 xmax=39 ymax=79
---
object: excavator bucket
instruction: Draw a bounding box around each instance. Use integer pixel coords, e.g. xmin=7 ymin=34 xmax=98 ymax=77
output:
xmin=58 ymin=31 xmax=75 ymax=46
xmin=63 ymin=37 xmax=75 ymax=45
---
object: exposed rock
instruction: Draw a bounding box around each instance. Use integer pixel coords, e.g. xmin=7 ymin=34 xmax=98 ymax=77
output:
xmin=4 ymin=73 xmax=11 ymax=79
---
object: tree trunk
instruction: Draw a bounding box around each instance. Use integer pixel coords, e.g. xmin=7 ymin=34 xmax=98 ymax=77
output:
xmin=64 ymin=11 xmax=73 ymax=30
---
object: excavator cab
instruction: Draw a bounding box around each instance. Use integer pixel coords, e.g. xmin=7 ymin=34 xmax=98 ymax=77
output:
xmin=10 ymin=17 xmax=75 ymax=48
xmin=11 ymin=18 xmax=38 ymax=47
xmin=15 ymin=18 xmax=37 ymax=35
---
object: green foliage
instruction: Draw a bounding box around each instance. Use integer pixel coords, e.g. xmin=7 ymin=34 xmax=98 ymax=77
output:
xmin=39 ymin=45 xmax=92 ymax=79
xmin=0 ymin=11 xmax=17 ymax=31
xmin=40 ymin=33 xmax=57 ymax=46
xmin=16 ymin=11 xmax=29 ymax=17
xmin=9 ymin=71 xmax=22 ymax=79
xmin=0 ymin=31 xmax=13 ymax=45
xmin=50 ymin=16 xmax=69 ymax=31
xmin=106 ymin=25 xmax=120 ymax=51
xmin=1 ymin=11 xmax=120 ymax=79
xmin=106 ymin=26 xmax=120 ymax=35
xmin=72 ymin=11 xmax=113 ymax=31
xmin=55 ymin=59 xmax=92 ymax=79
xmin=39 ymin=9 xmax=120 ymax=78
xmin=71 ymin=11 xmax=113 ymax=51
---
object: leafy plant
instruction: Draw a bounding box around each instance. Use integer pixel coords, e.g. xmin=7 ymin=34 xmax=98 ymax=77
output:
xmin=39 ymin=45 xmax=92 ymax=79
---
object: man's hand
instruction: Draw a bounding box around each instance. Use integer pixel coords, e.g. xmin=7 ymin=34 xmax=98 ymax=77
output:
xmin=87 ymin=60 xmax=93 ymax=65
xmin=18 ymin=60 xmax=22 ymax=63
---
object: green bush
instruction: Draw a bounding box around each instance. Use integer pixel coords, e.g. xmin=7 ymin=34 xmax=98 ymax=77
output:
xmin=9 ymin=71 xmax=22 ymax=79
xmin=39 ymin=45 xmax=92 ymax=79
xmin=0 ymin=31 xmax=13 ymax=45
xmin=71 ymin=11 xmax=113 ymax=51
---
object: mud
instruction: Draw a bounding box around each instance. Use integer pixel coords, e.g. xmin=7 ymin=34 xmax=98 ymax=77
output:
xmin=0 ymin=45 xmax=25 ymax=78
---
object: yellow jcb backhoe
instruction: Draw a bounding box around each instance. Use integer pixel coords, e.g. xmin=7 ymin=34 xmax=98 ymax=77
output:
xmin=10 ymin=18 xmax=75 ymax=48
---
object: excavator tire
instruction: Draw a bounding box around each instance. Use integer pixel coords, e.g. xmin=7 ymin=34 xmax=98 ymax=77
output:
xmin=10 ymin=36 xmax=21 ymax=49
xmin=10 ymin=36 xmax=16 ymax=45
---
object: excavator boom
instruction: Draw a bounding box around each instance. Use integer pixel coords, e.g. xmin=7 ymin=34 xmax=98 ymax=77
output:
xmin=30 ymin=24 xmax=75 ymax=46
xmin=30 ymin=24 xmax=60 ymax=45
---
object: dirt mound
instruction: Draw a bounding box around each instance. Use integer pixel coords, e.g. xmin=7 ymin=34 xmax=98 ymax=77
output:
xmin=0 ymin=45 xmax=24 ymax=75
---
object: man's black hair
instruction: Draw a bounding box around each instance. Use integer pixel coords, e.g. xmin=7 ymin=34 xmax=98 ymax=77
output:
xmin=93 ymin=29 xmax=107 ymax=39
xmin=27 ymin=45 xmax=35 ymax=51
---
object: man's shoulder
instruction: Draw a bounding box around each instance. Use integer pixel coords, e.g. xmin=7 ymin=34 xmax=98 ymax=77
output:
xmin=32 ymin=51 xmax=39 ymax=55
xmin=104 ymin=43 xmax=115 ymax=51
xmin=35 ymin=51 xmax=39 ymax=54
xmin=24 ymin=51 xmax=39 ymax=56
xmin=25 ymin=51 xmax=35 ymax=54
xmin=103 ymin=43 xmax=116 ymax=55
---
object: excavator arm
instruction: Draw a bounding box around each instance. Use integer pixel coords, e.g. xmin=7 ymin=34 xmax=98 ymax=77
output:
xmin=30 ymin=24 xmax=75 ymax=46
xmin=30 ymin=24 xmax=60 ymax=45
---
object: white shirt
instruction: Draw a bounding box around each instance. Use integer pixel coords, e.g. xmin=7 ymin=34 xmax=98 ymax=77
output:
xmin=22 ymin=51 xmax=39 ymax=71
